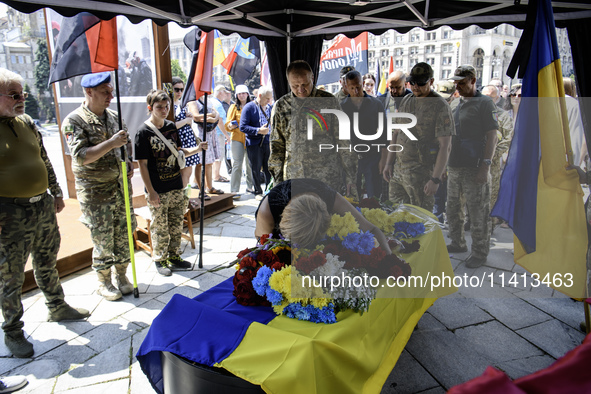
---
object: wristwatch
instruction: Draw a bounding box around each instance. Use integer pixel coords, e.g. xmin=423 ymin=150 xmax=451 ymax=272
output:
xmin=430 ymin=177 xmax=441 ymax=184
xmin=482 ymin=159 xmax=492 ymax=166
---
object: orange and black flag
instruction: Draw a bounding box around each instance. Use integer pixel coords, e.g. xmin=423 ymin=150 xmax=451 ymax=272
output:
xmin=49 ymin=13 xmax=118 ymax=84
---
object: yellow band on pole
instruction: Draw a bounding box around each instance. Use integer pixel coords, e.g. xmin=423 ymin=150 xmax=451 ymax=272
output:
xmin=121 ymin=161 xmax=139 ymax=297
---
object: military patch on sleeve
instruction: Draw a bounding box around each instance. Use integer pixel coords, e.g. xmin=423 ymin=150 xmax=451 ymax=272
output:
xmin=492 ymin=110 xmax=499 ymax=123
xmin=63 ymin=124 xmax=74 ymax=143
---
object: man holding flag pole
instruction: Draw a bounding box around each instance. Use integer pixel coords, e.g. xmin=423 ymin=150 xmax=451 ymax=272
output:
xmin=49 ymin=14 xmax=140 ymax=300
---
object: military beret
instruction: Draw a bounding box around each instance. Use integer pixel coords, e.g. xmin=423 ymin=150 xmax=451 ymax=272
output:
xmin=81 ymin=72 xmax=111 ymax=88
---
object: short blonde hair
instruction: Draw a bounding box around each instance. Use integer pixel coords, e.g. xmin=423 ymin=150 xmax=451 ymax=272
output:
xmin=279 ymin=194 xmax=331 ymax=249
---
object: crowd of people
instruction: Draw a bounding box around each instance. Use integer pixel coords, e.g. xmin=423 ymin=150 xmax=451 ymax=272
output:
xmin=0 ymin=53 xmax=587 ymax=364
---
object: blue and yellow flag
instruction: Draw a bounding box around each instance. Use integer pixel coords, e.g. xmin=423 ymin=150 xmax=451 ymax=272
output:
xmin=492 ymin=0 xmax=587 ymax=298
xmin=212 ymin=30 xmax=226 ymax=67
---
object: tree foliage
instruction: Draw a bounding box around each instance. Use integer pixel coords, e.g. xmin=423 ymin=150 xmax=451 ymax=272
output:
xmin=171 ymin=59 xmax=187 ymax=81
xmin=34 ymin=40 xmax=50 ymax=95
xmin=24 ymin=83 xmax=40 ymax=119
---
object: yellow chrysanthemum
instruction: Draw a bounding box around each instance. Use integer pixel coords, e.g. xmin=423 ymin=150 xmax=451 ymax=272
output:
xmin=389 ymin=210 xmax=422 ymax=224
xmin=326 ymin=212 xmax=360 ymax=240
xmin=310 ymin=297 xmax=331 ymax=309
xmin=361 ymin=208 xmax=392 ymax=233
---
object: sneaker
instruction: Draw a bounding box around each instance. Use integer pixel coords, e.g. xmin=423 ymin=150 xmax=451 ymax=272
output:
xmin=465 ymin=255 xmax=486 ymax=268
xmin=47 ymin=304 xmax=90 ymax=322
xmin=168 ymin=255 xmax=192 ymax=270
xmin=232 ymin=194 xmax=241 ymax=200
xmin=4 ymin=332 xmax=33 ymax=358
xmin=446 ymin=244 xmax=468 ymax=253
xmin=0 ymin=375 xmax=27 ymax=393
xmin=155 ymin=260 xmax=172 ymax=276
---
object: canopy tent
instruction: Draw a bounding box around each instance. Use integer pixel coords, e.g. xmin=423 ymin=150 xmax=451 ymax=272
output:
xmin=5 ymin=0 xmax=591 ymax=147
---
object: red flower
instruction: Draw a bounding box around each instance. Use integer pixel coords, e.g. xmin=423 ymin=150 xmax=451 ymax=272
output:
xmin=309 ymin=251 xmax=327 ymax=267
xmin=259 ymin=234 xmax=270 ymax=245
xmin=233 ymin=274 xmax=270 ymax=306
xmin=270 ymin=261 xmax=285 ymax=271
xmin=257 ymin=250 xmax=279 ymax=267
xmin=237 ymin=247 xmax=252 ymax=259
xmin=235 ymin=266 xmax=256 ymax=282
xmin=240 ymin=256 xmax=258 ymax=269
xmin=359 ymin=198 xmax=381 ymax=209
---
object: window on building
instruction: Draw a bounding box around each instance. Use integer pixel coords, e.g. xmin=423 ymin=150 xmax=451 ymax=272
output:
xmin=409 ymin=46 xmax=418 ymax=55
xmin=441 ymin=69 xmax=451 ymax=79
xmin=395 ymin=59 xmax=403 ymax=68
xmin=442 ymin=56 xmax=452 ymax=65
xmin=381 ymin=49 xmax=389 ymax=57
xmin=396 ymin=35 xmax=404 ymax=43
xmin=369 ymin=51 xmax=375 ymax=58
xmin=425 ymin=45 xmax=435 ymax=54
xmin=395 ymin=48 xmax=403 ymax=56
xmin=381 ymin=36 xmax=389 ymax=45
xmin=474 ymin=26 xmax=487 ymax=35
xmin=426 ymin=32 xmax=436 ymax=40
xmin=426 ymin=57 xmax=435 ymax=65
xmin=369 ymin=38 xmax=376 ymax=46
xmin=442 ymin=44 xmax=454 ymax=52
xmin=410 ymin=32 xmax=420 ymax=42
xmin=442 ymin=29 xmax=451 ymax=39
xmin=369 ymin=61 xmax=375 ymax=69
xmin=25 ymin=56 xmax=31 ymax=63
xmin=18 ymin=56 xmax=24 ymax=64
xmin=382 ymin=60 xmax=389 ymax=69
xmin=11 ymin=55 xmax=16 ymax=64
xmin=409 ymin=58 xmax=418 ymax=67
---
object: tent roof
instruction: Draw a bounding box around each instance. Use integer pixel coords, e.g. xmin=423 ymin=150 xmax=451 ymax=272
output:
xmin=6 ymin=0 xmax=591 ymax=39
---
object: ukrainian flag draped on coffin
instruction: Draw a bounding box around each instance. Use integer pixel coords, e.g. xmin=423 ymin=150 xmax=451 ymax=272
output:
xmin=491 ymin=0 xmax=587 ymax=298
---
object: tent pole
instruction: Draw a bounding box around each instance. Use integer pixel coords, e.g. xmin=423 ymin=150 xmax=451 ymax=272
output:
xmin=287 ymin=24 xmax=291 ymax=65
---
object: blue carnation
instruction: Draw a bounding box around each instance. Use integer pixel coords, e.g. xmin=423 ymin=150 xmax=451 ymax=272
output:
xmin=394 ymin=221 xmax=425 ymax=239
xmin=252 ymin=266 xmax=273 ymax=296
xmin=266 ymin=288 xmax=283 ymax=305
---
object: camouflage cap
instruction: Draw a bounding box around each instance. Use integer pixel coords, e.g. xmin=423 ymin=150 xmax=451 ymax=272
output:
xmin=436 ymin=80 xmax=455 ymax=98
xmin=407 ymin=62 xmax=433 ymax=83
xmin=340 ymin=65 xmax=356 ymax=77
xmin=449 ymin=65 xmax=476 ymax=81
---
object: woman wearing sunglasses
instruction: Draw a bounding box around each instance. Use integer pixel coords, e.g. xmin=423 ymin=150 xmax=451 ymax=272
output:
xmin=172 ymin=77 xmax=200 ymax=188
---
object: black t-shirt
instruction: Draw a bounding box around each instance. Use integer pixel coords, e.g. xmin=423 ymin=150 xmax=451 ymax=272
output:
xmin=256 ymin=178 xmax=338 ymax=229
xmin=134 ymin=120 xmax=183 ymax=194
xmin=340 ymin=93 xmax=388 ymax=157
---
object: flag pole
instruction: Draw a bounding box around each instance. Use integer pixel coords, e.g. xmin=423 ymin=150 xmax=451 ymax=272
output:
xmin=115 ymin=69 xmax=140 ymax=298
xmin=198 ymin=93 xmax=208 ymax=269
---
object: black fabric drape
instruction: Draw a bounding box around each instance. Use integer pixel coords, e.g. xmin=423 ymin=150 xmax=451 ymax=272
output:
xmin=566 ymin=19 xmax=591 ymax=158
xmin=265 ymin=36 xmax=324 ymax=100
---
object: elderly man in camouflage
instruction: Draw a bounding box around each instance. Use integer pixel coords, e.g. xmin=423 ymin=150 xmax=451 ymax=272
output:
xmin=383 ymin=63 xmax=455 ymax=212
xmin=269 ymin=60 xmax=356 ymax=195
xmin=447 ymin=66 xmax=499 ymax=269
xmin=0 ymin=68 xmax=89 ymax=358
xmin=63 ymin=72 xmax=135 ymax=302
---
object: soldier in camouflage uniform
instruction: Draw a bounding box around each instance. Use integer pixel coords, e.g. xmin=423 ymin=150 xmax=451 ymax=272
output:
xmin=64 ymin=72 xmax=135 ymax=301
xmin=270 ymin=60 xmax=357 ymax=195
xmin=482 ymin=85 xmax=514 ymax=210
xmin=383 ymin=63 xmax=454 ymax=212
xmin=447 ymin=66 xmax=499 ymax=269
xmin=0 ymin=68 xmax=89 ymax=358
xmin=135 ymin=90 xmax=207 ymax=276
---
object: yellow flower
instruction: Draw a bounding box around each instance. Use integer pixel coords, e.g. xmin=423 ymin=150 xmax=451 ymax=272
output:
xmin=272 ymin=245 xmax=290 ymax=255
xmin=362 ymin=208 xmax=392 ymax=233
xmin=326 ymin=212 xmax=360 ymax=240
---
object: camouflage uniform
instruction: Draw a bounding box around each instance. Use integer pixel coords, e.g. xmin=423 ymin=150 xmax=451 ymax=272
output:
xmin=490 ymin=108 xmax=513 ymax=208
xmin=586 ymin=171 xmax=591 ymax=297
xmin=64 ymin=104 xmax=135 ymax=272
xmin=0 ymin=115 xmax=66 ymax=335
xmin=146 ymin=189 xmax=186 ymax=262
xmin=270 ymin=87 xmax=357 ymax=194
xmin=390 ymin=91 xmax=455 ymax=211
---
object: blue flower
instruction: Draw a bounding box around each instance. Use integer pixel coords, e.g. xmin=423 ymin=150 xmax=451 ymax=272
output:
xmin=252 ymin=266 xmax=273 ymax=296
xmin=266 ymin=288 xmax=283 ymax=305
xmin=342 ymin=231 xmax=374 ymax=255
xmin=394 ymin=221 xmax=425 ymax=239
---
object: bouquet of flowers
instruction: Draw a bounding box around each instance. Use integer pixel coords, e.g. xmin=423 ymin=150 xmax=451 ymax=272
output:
xmin=232 ymin=201 xmax=433 ymax=324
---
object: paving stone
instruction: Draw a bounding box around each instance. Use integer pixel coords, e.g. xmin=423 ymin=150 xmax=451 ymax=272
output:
xmin=54 ymin=378 xmax=129 ymax=393
xmin=0 ymin=356 xmax=30 ymax=376
xmin=381 ymin=350 xmax=439 ymax=393
xmin=426 ymin=298 xmax=493 ymax=330
xmin=130 ymin=359 xmax=157 ymax=394
xmin=86 ymin=297 xmax=138 ymax=322
xmin=517 ymin=319 xmax=586 ymax=359
xmin=472 ymin=296 xmax=552 ymax=330
xmin=9 ymin=359 xmax=62 ymax=393
xmin=184 ymin=273 xmax=229 ymax=293
xmin=496 ymin=354 xmax=556 ymax=380
xmin=416 ymin=312 xmax=447 ymax=332
xmin=221 ymin=225 xmax=253 ymax=238
xmin=76 ymin=317 xmax=142 ymax=353
xmin=120 ymin=298 xmax=167 ymax=328
xmin=227 ymin=205 xmax=258 ymax=215
xmin=485 ymin=248 xmax=516 ymax=271
xmin=154 ymin=284 xmax=203 ymax=305
xmin=519 ymin=297 xmax=585 ymax=331
xmin=60 ymin=271 xmax=100 ymax=296
xmin=454 ymin=320 xmax=542 ymax=363
xmin=25 ymin=322 xmax=83 ymax=357
xmin=202 ymin=226 xmax=222 ymax=236
xmin=405 ymin=326 xmax=491 ymax=389
xmin=53 ymin=338 xmax=131 ymax=392
xmin=37 ymin=337 xmax=97 ymax=375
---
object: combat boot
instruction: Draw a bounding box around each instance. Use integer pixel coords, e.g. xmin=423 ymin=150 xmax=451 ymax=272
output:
xmin=96 ymin=269 xmax=122 ymax=301
xmin=4 ymin=331 xmax=33 ymax=358
xmin=47 ymin=303 xmax=90 ymax=322
xmin=114 ymin=264 xmax=134 ymax=295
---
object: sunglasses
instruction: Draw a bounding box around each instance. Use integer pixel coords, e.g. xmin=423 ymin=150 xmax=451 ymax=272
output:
xmin=0 ymin=92 xmax=28 ymax=100
xmin=409 ymin=81 xmax=428 ymax=87
xmin=174 ymin=88 xmax=184 ymax=92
